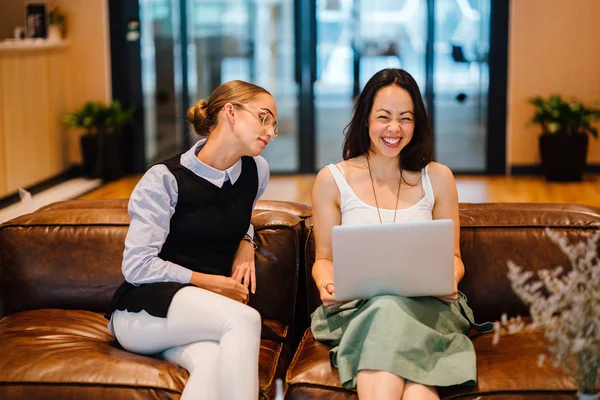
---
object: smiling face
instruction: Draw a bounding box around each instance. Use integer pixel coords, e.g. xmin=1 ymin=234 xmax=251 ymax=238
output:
xmin=232 ymin=93 xmax=278 ymax=156
xmin=367 ymin=84 xmax=415 ymax=159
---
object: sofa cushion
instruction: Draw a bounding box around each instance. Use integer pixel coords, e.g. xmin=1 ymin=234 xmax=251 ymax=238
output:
xmin=285 ymin=328 xmax=577 ymax=400
xmin=0 ymin=309 xmax=290 ymax=400
xmin=0 ymin=309 xmax=185 ymax=399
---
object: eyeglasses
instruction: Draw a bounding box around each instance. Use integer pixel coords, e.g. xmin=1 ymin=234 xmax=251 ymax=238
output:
xmin=232 ymin=103 xmax=279 ymax=139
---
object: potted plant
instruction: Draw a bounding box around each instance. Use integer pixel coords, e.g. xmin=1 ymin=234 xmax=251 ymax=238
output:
xmin=529 ymin=95 xmax=600 ymax=182
xmin=47 ymin=5 xmax=66 ymax=42
xmin=64 ymin=101 xmax=135 ymax=181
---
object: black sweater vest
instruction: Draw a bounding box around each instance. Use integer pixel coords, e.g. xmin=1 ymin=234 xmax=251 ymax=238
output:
xmin=158 ymin=154 xmax=258 ymax=277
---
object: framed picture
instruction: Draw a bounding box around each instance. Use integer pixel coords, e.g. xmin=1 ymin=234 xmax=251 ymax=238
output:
xmin=26 ymin=2 xmax=48 ymax=38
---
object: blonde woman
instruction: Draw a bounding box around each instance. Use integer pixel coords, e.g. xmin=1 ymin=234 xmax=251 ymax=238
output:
xmin=105 ymin=80 xmax=279 ymax=400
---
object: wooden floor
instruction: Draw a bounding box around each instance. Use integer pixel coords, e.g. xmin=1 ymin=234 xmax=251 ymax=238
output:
xmin=81 ymin=173 xmax=600 ymax=208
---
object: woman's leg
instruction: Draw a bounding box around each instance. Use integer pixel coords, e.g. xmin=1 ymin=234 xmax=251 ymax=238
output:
xmin=112 ymin=286 xmax=261 ymax=400
xmin=402 ymin=381 xmax=439 ymax=400
xmin=162 ymin=341 xmax=220 ymax=400
xmin=356 ymin=370 xmax=405 ymax=400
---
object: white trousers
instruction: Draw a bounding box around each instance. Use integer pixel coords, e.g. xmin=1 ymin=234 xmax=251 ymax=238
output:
xmin=112 ymin=286 xmax=261 ymax=400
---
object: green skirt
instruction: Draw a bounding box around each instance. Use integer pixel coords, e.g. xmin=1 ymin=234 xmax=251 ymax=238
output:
xmin=310 ymin=292 xmax=493 ymax=389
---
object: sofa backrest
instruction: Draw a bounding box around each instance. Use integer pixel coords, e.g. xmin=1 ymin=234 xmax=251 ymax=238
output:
xmin=0 ymin=199 xmax=306 ymax=330
xmin=303 ymin=203 xmax=600 ymax=323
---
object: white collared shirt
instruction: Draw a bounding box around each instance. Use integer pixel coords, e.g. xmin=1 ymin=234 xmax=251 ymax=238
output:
xmin=121 ymin=139 xmax=269 ymax=285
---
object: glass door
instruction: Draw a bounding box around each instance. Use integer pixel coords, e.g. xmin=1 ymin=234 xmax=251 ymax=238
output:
xmin=433 ymin=0 xmax=490 ymax=172
xmin=132 ymin=0 xmax=500 ymax=174
xmin=315 ymin=0 xmax=428 ymax=169
xmin=186 ymin=0 xmax=299 ymax=172
xmin=314 ymin=0 xmax=491 ymax=172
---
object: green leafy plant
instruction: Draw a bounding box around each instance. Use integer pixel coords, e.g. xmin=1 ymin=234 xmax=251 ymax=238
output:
xmin=64 ymin=101 xmax=135 ymax=135
xmin=48 ymin=4 xmax=67 ymax=36
xmin=529 ymin=95 xmax=600 ymax=138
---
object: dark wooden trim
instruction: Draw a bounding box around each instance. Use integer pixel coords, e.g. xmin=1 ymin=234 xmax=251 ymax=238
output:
xmin=178 ymin=0 xmax=190 ymax=152
xmin=108 ymin=0 xmax=145 ymax=174
xmin=486 ymin=0 xmax=510 ymax=175
xmin=425 ymin=0 xmax=435 ymax=152
xmin=295 ymin=0 xmax=317 ymax=173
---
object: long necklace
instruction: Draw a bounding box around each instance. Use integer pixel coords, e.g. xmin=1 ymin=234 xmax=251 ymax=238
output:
xmin=367 ymin=156 xmax=402 ymax=224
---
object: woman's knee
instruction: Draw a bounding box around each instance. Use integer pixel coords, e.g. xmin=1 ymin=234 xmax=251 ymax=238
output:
xmin=368 ymin=294 xmax=404 ymax=309
xmin=234 ymin=305 xmax=261 ymax=332
xmin=403 ymin=381 xmax=439 ymax=399
xmin=209 ymin=298 xmax=261 ymax=334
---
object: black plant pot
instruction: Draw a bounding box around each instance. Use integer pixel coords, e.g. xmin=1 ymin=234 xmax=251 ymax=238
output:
xmin=80 ymin=132 xmax=127 ymax=182
xmin=539 ymin=133 xmax=588 ymax=182
xmin=80 ymin=133 xmax=99 ymax=178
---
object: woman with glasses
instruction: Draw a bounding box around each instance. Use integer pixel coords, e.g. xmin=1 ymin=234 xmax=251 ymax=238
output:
xmin=105 ymin=80 xmax=279 ymax=400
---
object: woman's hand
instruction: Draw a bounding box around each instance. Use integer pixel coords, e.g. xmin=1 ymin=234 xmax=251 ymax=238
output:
xmin=231 ymin=239 xmax=257 ymax=294
xmin=319 ymin=282 xmax=345 ymax=310
xmin=436 ymin=279 xmax=458 ymax=304
xmin=191 ymin=273 xmax=249 ymax=303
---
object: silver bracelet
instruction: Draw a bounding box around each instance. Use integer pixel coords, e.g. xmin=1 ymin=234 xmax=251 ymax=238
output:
xmin=242 ymin=234 xmax=258 ymax=250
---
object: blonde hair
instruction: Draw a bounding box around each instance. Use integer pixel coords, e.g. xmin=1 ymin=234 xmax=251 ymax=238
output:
xmin=187 ymin=80 xmax=271 ymax=136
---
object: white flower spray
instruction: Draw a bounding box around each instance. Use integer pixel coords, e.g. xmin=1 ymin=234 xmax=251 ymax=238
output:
xmin=495 ymin=228 xmax=600 ymax=395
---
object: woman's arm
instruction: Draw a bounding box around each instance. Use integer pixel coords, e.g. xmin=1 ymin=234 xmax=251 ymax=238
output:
xmin=123 ymin=164 xmax=249 ymax=302
xmin=122 ymin=165 xmax=194 ymax=285
xmin=244 ymin=155 xmax=270 ymax=239
xmin=312 ymin=167 xmax=345 ymax=309
xmin=231 ymin=156 xmax=271 ymax=293
xmin=429 ymin=162 xmax=464 ymax=302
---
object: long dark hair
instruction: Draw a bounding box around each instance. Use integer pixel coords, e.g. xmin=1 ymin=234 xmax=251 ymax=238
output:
xmin=342 ymin=68 xmax=433 ymax=172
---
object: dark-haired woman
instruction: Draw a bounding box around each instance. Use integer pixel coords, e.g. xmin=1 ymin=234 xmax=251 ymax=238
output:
xmin=311 ymin=69 xmax=491 ymax=400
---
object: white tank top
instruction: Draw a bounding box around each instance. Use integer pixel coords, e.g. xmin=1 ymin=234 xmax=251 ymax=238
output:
xmin=327 ymin=163 xmax=435 ymax=226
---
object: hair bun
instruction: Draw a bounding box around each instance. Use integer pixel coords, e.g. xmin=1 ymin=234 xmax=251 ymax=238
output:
xmin=187 ymin=100 xmax=208 ymax=125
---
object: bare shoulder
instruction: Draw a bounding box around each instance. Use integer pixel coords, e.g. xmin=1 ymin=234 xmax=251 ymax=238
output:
xmin=314 ymin=166 xmax=339 ymax=196
xmin=331 ymin=158 xmax=356 ymax=173
xmin=427 ymin=162 xmax=457 ymax=196
xmin=338 ymin=156 xmax=368 ymax=179
xmin=428 ymin=161 xmax=454 ymax=182
xmin=315 ymin=165 xmax=333 ymax=183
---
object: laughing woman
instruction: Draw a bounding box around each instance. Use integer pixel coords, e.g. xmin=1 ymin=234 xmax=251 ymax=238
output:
xmin=310 ymin=69 xmax=491 ymax=400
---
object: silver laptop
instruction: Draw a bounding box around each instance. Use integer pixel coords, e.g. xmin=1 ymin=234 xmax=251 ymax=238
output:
xmin=332 ymin=219 xmax=455 ymax=301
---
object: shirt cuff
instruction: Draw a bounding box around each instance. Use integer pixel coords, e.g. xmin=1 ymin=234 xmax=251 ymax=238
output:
xmin=246 ymin=223 xmax=254 ymax=239
xmin=167 ymin=261 xmax=194 ymax=283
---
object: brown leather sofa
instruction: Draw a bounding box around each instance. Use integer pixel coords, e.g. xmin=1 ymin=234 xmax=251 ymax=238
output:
xmin=286 ymin=203 xmax=600 ymax=399
xmin=1 ymin=200 xmax=598 ymax=399
xmin=0 ymin=199 xmax=310 ymax=400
